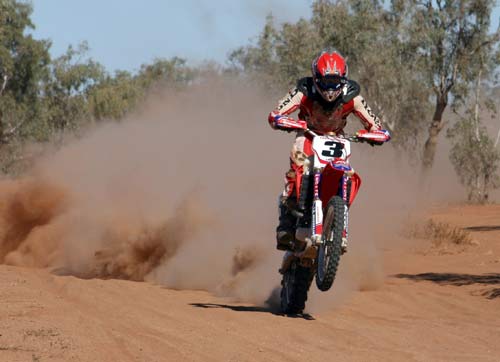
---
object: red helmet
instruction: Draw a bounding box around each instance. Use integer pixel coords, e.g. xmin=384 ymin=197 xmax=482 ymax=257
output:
xmin=312 ymin=50 xmax=348 ymax=102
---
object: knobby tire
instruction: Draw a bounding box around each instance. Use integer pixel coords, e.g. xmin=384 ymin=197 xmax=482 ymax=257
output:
xmin=280 ymin=262 xmax=312 ymax=315
xmin=316 ymin=196 xmax=345 ymax=292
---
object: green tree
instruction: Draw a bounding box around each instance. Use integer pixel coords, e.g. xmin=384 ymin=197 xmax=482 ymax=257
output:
xmin=43 ymin=42 xmax=104 ymax=132
xmin=89 ymin=57 xmax=195 ymax=121
xmin=448 ymin=116 xmax=500 ymax=203
xmin=405 ymin=0 xmax=500 ymax=170
xmin=0 ymin=0 xmax=51 ymax=144
xmin=447 ymin=32 xmax=500 ymax=203
xmin=136 ymin=57 xmax=194 ymax=91
xmin=229 ymin=14 xmax=282 ymax=90
xmin=89 ymin=70 xmax=141 ymax=121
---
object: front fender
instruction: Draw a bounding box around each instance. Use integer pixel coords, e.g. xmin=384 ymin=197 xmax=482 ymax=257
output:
xmin=320 ymin=163 xmax=362 ymax=207
xmin=347 ymin=172 xmax=362 ymax=206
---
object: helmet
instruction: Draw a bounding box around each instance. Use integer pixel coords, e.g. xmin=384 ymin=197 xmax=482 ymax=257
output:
xmin=312 ymin=50 xmax=348 ymax=102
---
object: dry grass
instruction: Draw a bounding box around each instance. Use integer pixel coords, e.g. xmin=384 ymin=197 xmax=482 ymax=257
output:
xmin=405 ymin=219 xmax=474 ymax=247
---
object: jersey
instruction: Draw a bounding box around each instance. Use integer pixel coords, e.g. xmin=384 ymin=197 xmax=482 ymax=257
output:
xmin=268 ymin=77 xmax=382 ymax=134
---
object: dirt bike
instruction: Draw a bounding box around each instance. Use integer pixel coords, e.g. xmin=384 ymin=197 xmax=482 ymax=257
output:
xmin=279 ymin=128 xmax=390 ymax=314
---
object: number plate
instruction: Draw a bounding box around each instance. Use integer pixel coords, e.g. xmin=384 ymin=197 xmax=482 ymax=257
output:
xmin=312 ymin=136 xmax=350 ymax=164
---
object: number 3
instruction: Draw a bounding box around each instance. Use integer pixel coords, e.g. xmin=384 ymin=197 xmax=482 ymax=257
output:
xmin=321 ymin=141 xmax=344 ymax=158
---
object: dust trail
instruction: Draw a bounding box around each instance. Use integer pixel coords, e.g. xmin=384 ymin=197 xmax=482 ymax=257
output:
xmin=0 ymin=179 xmax=68 ymax=266
xmin=0 ymin=75 xmax=465 ymax=311
xmin=0 ymin=77 xmax=286 ymax=299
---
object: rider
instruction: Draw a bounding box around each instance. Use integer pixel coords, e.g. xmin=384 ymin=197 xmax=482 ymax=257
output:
xmin=268 ymin=49 xmax=389 ymax=251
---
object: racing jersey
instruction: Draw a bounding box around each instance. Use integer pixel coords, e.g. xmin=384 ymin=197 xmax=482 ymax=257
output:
xmin=268 ymin=77 xmax=382 ymax=134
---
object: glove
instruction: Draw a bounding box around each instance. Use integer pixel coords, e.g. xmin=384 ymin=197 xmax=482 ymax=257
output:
xmin=356 ymin=129 xmax=391 ymax=145
xmin=274 ymin=116 xmax=307 ymax=132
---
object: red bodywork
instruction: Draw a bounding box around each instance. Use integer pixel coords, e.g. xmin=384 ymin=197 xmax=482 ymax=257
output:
xmin=296 ymin=164 xmax=362 ymax=208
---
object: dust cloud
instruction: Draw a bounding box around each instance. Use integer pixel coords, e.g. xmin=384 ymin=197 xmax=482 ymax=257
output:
xmin=0 ymin=76 xmax=464 ymax=313
xmin=0 ymin=77 xmax=286 ymax=296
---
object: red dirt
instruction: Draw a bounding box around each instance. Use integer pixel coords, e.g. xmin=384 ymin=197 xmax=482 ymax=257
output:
xmin=1 ymin=204 xmax=499 ymax=362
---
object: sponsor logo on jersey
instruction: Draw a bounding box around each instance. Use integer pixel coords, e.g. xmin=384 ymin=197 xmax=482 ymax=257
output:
xmin=278 ymin=88 xmax=299 ymax=111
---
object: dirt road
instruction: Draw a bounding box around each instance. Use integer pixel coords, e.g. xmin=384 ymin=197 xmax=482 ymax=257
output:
xmin=1 ymin=204 xmax=499 ymax=362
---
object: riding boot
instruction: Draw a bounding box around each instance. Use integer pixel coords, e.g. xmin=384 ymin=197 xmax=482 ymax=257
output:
xmin=276 ymin=198 xmax=297 ymax=251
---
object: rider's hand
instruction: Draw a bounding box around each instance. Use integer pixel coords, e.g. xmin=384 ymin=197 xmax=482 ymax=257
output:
xmin=274 ymin=116 xmax=307 ymax=131
xmin=356 ymin=129 xmax=391 ymax=145
xmin=376 ymin=129 xmax=391 ymax=141
xmin=355 ymin=129 xmax=368 ymax=137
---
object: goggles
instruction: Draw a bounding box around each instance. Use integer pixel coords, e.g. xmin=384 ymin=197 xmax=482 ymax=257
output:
xmin=315 ymin=74 xmax=346 ymax=91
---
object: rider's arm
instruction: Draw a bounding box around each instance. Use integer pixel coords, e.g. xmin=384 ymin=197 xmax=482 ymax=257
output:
xmin=349 ymin=95 xmax=382 ymax=132
xmin=268 ymin=87 xmax=307 ymax=131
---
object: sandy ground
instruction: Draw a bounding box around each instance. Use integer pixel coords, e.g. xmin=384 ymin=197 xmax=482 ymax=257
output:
xmin=1 ymin=204 xmax=499 ymax=362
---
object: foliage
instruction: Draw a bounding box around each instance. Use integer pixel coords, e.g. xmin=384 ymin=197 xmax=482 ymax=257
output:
xmin=228 ymin=14 xmax=282 ymax=89
xmin=447 ymin=113 xmax=500 ymax=203
xmin=88 ymin=70 xmax=141 ymax=121
xmin=0 ymin=1 xmax=196 ymax=172
xmin=43 ymin=42 xmax=104 ymax=132
xmin=137 ymin=57 xmax=194 ymax=91
xmin=89 ymin=57 xmax=194 ymax=121
xmin=1 ymin=0 xmax=500 ymax=204
xmin=404 ymin=0 xmax=500 ymax=169
xmin=0 ymin=0 xmax=51 ymax=146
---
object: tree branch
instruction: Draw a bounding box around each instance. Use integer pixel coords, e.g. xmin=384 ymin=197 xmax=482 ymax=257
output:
xmin=5 ymin=119 xmax=26 ymax=136
xmin=445 ymin=63 xmax=459 ymax=92
xmin=469 ymin=31 xmax=500 ymax=56
xmin=473 ymin=60 xmax=483 ymax=142
xmin=495 ymin=127 xmax=500 ymax=148
xmin=0 ymin=118 xmax=27 ymax=144
xmin=0 ymin=75 xmax=7 ymax=96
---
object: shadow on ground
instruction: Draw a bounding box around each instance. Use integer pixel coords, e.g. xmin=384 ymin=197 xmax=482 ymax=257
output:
xmin=394 ymin=273 xmax=500 ymax=299
xmin=189 ymin=302 xmax=315 ymax=320
xmin=481 ymin=288 xmax=500 ymax=299
xmin=190 ymin=288 xmax=315 ymax=320
xmin=463 ymin=225 xmax=500 ymax=232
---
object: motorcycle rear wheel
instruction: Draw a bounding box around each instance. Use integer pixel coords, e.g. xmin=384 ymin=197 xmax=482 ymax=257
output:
xmin=280 ymin=261 xmax=312 ymax=314
xmin=316 ymin=196 xmax=346 ymax=291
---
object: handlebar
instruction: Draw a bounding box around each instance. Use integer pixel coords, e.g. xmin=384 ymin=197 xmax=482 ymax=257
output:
xmin=303 ymin=128 xmax=390 ymax=145
xmin=303 ymin=129 xmax=363 ymax=143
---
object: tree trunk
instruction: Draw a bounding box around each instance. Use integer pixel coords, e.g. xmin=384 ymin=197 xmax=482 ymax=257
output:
xmin=483 ymin=171 xmax=490 ymax=203
xmin=0 ymin=75 xmax=7 ymax=96
xmin=473 ymin=66 xmax=482 ymax=142
xmin=0 ymin=74 xmax=6 ymax=142
xmin=0 ymin=109 xmax=4 ymax=143
xmin=422 ymin=98 xmax=447 ymax=170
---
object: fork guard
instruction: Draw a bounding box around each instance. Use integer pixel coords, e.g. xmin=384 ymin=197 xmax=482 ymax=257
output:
xmin=320 ymin=164 xmax=362 ymax=207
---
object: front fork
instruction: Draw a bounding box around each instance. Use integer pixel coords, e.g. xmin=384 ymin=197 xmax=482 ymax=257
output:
xmin=341 ymin=175 xmax=351 ymax=253
xmin=311 ymin=168 xmax=323 ymax=245
xmin=311 ymin=169 xmax=350 ymax=251
xmin=282 ymin=167 xmax=351 ymax=274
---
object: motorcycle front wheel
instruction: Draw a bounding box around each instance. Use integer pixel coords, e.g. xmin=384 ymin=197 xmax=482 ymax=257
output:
xmin=316 ymin=195 xmax=346 ymax=291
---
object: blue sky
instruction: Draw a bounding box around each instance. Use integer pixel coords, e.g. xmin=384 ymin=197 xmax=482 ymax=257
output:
xmin=31 ymin=1 xmax=500 ymax=74
xmin=31 ymin=0 xmax=313 ymax=73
